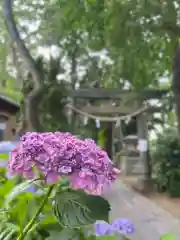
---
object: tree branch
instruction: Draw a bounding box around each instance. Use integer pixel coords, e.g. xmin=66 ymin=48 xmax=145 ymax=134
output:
xmin=3 ymin=0 xmax=43 ymax=131
xmin=22 ymin=29 xmax=40 ymax=41
xmin=162 ymin=22 xmax=180 ymax=36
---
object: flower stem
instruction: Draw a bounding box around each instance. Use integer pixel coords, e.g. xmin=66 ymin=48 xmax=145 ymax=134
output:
xmin=17 ymin=185 xmax=54 ymax=240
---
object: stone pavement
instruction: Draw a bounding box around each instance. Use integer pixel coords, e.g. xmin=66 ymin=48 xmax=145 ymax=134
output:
xmin=104 ymin=180 xmax=180 ymax=240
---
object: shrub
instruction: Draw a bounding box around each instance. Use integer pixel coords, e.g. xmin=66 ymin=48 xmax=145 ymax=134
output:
xmin=152 ymin=128 xmax=180 ymax=196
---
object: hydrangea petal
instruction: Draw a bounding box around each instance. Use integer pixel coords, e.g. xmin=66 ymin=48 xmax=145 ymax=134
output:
xmin=112 ymin=218 xmax=134 ymax=234
xmin=8 ymin=132 xmax=120 ymax=194
xmin=94 ymin=221 xmax=113 ymax=236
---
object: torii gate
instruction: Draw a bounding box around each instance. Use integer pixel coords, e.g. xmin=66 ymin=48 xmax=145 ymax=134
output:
xmin=69 ymin=88 xmax=168 ymax=190
xmin=70 ymin=88 xmax=167 ymax=155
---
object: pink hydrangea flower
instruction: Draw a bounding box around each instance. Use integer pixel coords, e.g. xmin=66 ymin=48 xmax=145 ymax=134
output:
xmin=8 ymin=132 xmax=120 ymax=195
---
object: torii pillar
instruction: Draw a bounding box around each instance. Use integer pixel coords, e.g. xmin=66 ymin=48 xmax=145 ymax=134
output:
xmin=136 ymin=111 xmax=152 ymax=192
xmin=104 ymin=122 xmax=114 ymax=160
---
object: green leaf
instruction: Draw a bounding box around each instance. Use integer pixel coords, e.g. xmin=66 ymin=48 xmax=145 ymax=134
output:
xmin=6 ymin=179 xmax=38 ymax=205
xmin=40 ymin=218 xmax=62 ymax=233
xmin=96 ymin=236 xmax=116 ymax=240
xmin=5 ymin=222 xmax=19 ymax=232
xmin=2 ymin=229 xmax=17 ymax=240
xmin=54 ymin=189 xmax=110 ymax=228
xmin=0 ymin=223 xmax=18 ymax=240
xmin=160 ymin=233 xmax=176 ymax=240
xmin=0 ymin=180 xmax=15 ymax=198
xmin=48 ymin=228 xmax=81 ymax=240
xmin=0 ymin=228 xmax=9 ymax=240
xmin=11 ymin=195 xmax=30 ymax=229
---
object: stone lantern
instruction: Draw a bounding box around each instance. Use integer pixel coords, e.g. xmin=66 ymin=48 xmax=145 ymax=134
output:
xmin=123 ymin=135 xmax=139 ymax=156
xmin=120 ymin=135 xmax=142 ymax=176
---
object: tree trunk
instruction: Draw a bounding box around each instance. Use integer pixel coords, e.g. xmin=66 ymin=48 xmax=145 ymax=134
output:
xmin=172 ymin=42 xmax=180 ymax=133
xmin=3 ymin=0 xmax=43 ymax=131
xmin=70 ymin=46 xmax=78 ymax=131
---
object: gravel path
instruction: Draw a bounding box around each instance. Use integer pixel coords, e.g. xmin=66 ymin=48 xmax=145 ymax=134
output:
xmin=105 ymin=180 xmax=180 ymax=240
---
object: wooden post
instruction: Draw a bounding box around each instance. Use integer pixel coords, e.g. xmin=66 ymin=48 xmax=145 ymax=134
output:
xmin=137 ymin=111 xmax=152 ymax=192
xmin=104 ymin=122 xmax=114 ymax=160
xmin=116 ymin=121 xmax=124 ymax=152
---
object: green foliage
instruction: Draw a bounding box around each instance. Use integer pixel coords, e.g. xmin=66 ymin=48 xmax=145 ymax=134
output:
xmin=0 ymin=168 xmax=111 ymax=240
xmin=0 ymin=76 xmax=22 ymax=102
xmin=152 ymin=128 xmax=180 ymax=196
xmin=95 ymin=237 xmax=116 ymax=240
xmin=6 ymin=179 xmax=37 ymax=205
xmin=54 ymin=188 xmax=110 ymax=228
xmin=97 ymin=130 xmax=106 ymax=149
xmin=47 ymin=228 xmax=83 ymax=240
xmin=160 ymin=233 xmax=176 ymax=240
xmin=0 ymin=177 xmax=46 ymax=239
xmin=0 ymin=170 xmax=177 ymax=240
xmin=40 ymin=0 xmax=175 ymax=91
